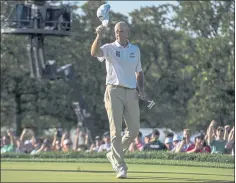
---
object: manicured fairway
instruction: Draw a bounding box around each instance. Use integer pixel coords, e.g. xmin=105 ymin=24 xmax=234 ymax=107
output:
xmin=1 ymin=161 xmax=234 ymax=182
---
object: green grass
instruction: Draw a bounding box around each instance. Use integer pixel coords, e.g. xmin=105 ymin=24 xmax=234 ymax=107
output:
xmin=1 ymin=157 xmax=234 ymax=169
xmin=1 ymin=161 xmax=234 ymax=182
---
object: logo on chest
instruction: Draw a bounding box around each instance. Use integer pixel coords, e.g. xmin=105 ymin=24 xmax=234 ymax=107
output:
xmin=116 ymin=51 xmax=120 ymax=57
xmin=129 ymin=53 xmax=135 ymax=58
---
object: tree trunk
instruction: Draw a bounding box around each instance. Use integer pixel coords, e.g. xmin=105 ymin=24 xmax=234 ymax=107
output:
xmin=15 ymin=93 xmax=22 ymax=137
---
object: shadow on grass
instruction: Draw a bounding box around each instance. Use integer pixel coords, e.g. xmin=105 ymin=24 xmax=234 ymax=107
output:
xmin=127 ymin=176 xmax=231 ymax=182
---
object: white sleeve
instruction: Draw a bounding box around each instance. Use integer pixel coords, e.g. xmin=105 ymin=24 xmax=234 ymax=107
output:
xmin=136 ymin=47 xmax=142 ymax=72
xmin=97 ymin=43 xmax=110 ymax=62
xmin=97 ymin=144 xmax=104 ymax=152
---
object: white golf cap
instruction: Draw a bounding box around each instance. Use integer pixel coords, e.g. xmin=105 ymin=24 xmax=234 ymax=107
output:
xmin=173 ymin=135 xmax=182 ymax=141
xmin=97 ymin=4 xmax=111 ymax=27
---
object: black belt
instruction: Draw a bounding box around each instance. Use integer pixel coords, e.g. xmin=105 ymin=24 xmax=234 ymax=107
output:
xmin=108 ymin=84 xmax=136 ymax=90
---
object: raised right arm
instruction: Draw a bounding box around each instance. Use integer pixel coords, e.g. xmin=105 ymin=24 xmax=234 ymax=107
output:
xmin=207 ymin=120 xmax=216 ymax=145
xmin=91 ymin=25 xmax=105 ymax=57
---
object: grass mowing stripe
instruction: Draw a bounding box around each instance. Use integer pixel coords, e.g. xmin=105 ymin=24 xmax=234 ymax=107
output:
xmin=1 ymin=158 xmax=234 ymax=169
xmin=1 ymin=162 xmax=234 ymax=182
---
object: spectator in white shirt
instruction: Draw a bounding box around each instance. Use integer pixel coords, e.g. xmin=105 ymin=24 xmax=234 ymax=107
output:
xmin=98 ymin=132 xmax=111 ymax=152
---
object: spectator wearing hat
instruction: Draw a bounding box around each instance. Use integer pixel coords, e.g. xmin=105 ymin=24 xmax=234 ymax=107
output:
xmin=171 ymin=135 xmax=182 ymax=152
xmin=129 ymin=131 xmax=144 ymax=152
xmin=89 ymin=136 xmax=103 ymax=152
xmin=187 ymin=134 xmax=211 ymax=153
xmin=98 ymin=132 xmax=111 ymax=152
xmin=142 ymin=129 xmax=165 ymax=151
xmin=175 ymin=129 xmax=194 ymax=153
xmin=20 ymin=128 xmax=37 ymax=153
xmin=61 ymin=132 xmax=72 ymax=152
xmin=62 ymin=138 xmax=72 ymax=152
xmin=164 ymin=137 xmax=174 ymax=151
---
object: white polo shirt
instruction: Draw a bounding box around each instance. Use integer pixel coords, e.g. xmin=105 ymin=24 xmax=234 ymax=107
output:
xmin=97 ymin=40 xmax=142 ymax=89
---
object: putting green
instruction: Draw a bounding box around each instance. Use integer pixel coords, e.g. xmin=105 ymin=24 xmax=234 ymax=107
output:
xmin=1 ymin=162 xmax=234 ymax=182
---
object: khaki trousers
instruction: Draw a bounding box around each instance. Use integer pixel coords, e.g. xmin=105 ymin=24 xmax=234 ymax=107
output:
xmin=104 ymin=84 xmax=140 ymax=169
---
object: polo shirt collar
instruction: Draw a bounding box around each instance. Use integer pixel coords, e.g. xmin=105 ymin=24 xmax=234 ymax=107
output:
xmin=115 ymin=40 xmax=131 ymax=48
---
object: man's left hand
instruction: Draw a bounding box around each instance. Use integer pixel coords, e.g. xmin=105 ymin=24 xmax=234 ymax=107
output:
xmin=138 ymin=90 xmax=147 ymax=101
xmin=137 ymin=89 xmax=155 ymax=109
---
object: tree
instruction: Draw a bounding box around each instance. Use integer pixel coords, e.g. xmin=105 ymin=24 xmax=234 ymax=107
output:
xmin=129 ymin=4 xmax=196 ymax=130
xmin=1 ymin=0 xmax=234 ymax=136
xmin=174 ymin=1 xmax=234 ymax=129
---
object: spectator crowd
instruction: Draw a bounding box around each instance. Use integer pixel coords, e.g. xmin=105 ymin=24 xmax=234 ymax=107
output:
xmin=1 ymin=120 xmax=235 ymax=156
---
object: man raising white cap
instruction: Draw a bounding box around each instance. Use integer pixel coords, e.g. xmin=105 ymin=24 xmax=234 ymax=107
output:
xmin=91 ymin=17 xmax=148 ymax=179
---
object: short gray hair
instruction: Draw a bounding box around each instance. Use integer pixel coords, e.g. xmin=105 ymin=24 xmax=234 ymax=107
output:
xmin=114 ymin=21 xmax=130 ymax=32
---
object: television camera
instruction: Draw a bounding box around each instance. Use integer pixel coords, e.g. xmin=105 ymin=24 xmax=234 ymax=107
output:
xmin=1 ymin=0 xmax=72 ymax=78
